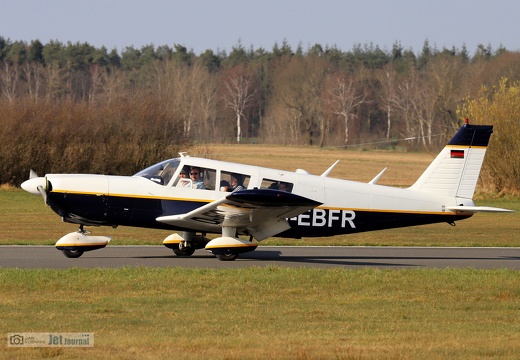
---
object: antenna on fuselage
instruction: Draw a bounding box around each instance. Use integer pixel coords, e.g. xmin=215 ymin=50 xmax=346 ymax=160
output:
xmin=321 ymin=160 xmax=340 ymax=177
xmin=368 ymin=167 xmax=387 ymax=185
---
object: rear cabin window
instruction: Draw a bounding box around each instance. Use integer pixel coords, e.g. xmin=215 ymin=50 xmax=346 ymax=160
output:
xmin=220 ymin=171 xmax=250 ymax=192
xmin=261 ymin=178 xmax=293 ymax=192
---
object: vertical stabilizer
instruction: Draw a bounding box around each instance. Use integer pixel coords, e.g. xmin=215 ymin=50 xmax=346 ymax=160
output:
xmin=409 ymin=122 xmax=493 ymax=199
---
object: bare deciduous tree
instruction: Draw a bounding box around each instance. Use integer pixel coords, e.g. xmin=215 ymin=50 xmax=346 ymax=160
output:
xmin=223 ymin=65 xmax=257 ymax=143
xmin=326 ymin=73 xmax=367 ymax=146
xmin=1 ymin=62 xmax=19 ymax=101
xmin=267 ymin=56 xmax=326 ymax=145
xmin=23 ymin=62 xmax=44 ymax=101
xmin=377 ymin=65 xmax=399 ymax=140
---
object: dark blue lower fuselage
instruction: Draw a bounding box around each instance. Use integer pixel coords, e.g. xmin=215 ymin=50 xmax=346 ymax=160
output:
xmin=47 ymin=192 xmax=471 ymax=238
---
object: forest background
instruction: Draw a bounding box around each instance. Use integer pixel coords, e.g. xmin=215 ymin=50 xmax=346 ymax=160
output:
xmin=1 ymin=37 xmax=519 ymax=193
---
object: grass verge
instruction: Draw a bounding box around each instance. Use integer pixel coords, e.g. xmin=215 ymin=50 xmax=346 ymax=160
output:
xmin=1 ymin=267 xmax=520 ymax=359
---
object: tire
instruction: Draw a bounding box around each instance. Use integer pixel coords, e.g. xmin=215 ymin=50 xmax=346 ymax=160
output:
xmin=62 ymin=249 xmax=84 ymax=258
xmin=173 ymin=247 xmax=196 ymax=257
xmin=216 ymin=253 xmax=239 ymax=261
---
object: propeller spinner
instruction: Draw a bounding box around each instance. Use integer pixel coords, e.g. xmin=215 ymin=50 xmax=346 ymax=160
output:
xmin=21 ymin=170 xmax=48 ymax=203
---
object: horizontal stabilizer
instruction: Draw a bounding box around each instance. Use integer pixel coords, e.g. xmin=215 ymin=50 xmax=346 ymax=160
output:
xmin=447 ymin=206 xmax=514 ymax=213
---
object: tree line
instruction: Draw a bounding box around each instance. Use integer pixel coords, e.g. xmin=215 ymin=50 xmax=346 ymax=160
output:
xmin=1 ymin=37 xmax=519 ymax=192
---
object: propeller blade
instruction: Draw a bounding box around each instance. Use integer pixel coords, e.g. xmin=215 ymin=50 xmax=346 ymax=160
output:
xmin=37 ymin=185 xmax=48 ymax=204
xmin=29 ymin=169 xmax=39 ymax=179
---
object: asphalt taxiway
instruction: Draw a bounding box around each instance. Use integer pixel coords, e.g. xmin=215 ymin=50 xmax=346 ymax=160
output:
xmin=1 ymin=246 xmax=519 ymax=269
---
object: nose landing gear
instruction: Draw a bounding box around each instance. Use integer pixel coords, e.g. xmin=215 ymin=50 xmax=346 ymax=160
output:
xmin=55 ymin=225 xmax=111 ymax=258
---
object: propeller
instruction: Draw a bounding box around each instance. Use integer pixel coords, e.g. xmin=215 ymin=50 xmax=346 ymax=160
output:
xmin=21 ymin=170 xmax=48 ymax=204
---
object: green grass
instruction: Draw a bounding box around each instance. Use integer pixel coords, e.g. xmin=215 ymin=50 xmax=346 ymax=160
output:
xmin=1 ymin=267 xmax=519 ymax=359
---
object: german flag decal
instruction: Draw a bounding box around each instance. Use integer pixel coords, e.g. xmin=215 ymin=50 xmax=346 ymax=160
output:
xmin=450 ymin=149 xmax=465 ymax=158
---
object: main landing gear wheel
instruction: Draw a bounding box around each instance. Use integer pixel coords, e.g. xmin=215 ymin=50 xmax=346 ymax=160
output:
xmin=173 ymin=247 xmax=196 ymax=257
xmin=61 ymin=249 xmax=84 ymax=258
xmin=172 ymin=241 xmax=197 ymax=257
xmin=216 ymin=253 xmax=239 ymax=261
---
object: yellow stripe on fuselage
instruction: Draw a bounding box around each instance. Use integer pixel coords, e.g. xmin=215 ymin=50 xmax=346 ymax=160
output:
xmin=316 ymin=206 xmax=461 ymax=216
xmin=50 ymin=191 xmax=463 ymax=217
xmin=49 ymin=189 xmax=211 ymax=203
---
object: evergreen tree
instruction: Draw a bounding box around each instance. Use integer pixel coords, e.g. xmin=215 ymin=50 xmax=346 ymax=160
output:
xmin=28 ymin=40 xmax=44 ymax=63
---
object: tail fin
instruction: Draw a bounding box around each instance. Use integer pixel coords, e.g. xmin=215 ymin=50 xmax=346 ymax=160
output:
xmin=409 ymin=122 xmax=493 ymax=199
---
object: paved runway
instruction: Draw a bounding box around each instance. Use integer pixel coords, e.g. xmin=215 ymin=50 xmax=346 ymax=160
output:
xmin=1 ymin=246 xmax=520 ymax=269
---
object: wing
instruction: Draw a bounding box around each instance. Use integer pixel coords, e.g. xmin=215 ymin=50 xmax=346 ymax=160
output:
xmin=156 ymin=189 xmax=322 ymax=240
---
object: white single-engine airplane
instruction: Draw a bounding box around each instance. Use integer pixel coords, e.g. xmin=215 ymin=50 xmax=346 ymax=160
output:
xmin=22 ymin=120 xmax=512 ymax=260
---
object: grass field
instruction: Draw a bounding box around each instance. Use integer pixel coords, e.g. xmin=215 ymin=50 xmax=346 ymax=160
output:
xmin=1 ymin=268 xmax=520 ymax=359
xmin=1 ymin=146 xmax=519 ymax=359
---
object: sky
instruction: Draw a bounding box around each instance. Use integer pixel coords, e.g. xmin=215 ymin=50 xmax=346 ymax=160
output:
xmin=1 ymin=0 xmax=519 ymax=55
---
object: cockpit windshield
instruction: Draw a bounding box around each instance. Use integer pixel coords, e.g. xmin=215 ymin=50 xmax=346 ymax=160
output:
xmin=134 ymin=158 xmax=181 ymax=185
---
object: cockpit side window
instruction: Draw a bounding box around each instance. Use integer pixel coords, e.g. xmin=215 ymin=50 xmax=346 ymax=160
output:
xmin=173 ymin=165 xmax=216 ymax=190
xmin=261 ymin=178 xmax=293 ymax=192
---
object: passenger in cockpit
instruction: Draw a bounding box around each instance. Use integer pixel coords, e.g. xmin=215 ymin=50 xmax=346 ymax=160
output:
xmin=230 ymin=173 xmax=244 ymax=192
xmin=220 ymin=180 xmax=230 ymax=192
xmin=178 ymin=167 xmax=191 ymax=187
xmin=278 ymin=182 xmax=289 ymax=191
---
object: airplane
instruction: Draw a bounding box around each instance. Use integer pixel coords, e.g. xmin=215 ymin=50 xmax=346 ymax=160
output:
xmin=21 ymin=120 xmax=513 ymax=261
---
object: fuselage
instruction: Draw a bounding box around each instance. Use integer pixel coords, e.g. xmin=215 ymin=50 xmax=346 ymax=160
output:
xmin=42 ymin=155 xmax=472 ymax=240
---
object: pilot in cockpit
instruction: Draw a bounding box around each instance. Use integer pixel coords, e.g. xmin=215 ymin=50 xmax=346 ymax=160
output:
xmin=190 ymin=167 xmax=206 ymax=189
